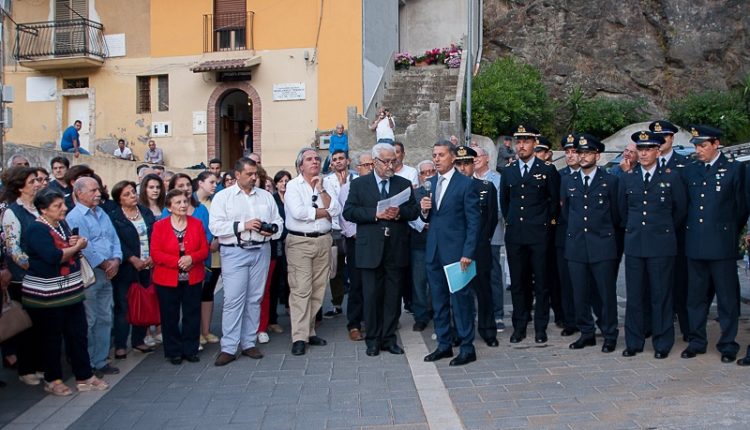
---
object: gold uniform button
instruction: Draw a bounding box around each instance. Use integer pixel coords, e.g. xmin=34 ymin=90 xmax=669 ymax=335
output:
xmin=584 ymin=205 xmax=588 ymax=210
xmin=584 ymin=228 xmax=588 ymax=232
xmin=520 ymin=207 xmax=524 ymax=210
xmin=521 ymin=184 xmax=525 ymax=188
xmin=521 ymin=195 xmax=525 ymax=199
xmin=584 ymin=217 xmax=588 ymax=221
xmin=643 ymin=201 xmax=647 ymax=205
xmin=644 ymin=190 xmax=648 ymax=194
xmin=643 ymin=211 xmax=647 ymax=216
xmin=701 ymin=193 xmax=704 ymax=198
xmin=699 ymin=206 xmax=703 ymax=210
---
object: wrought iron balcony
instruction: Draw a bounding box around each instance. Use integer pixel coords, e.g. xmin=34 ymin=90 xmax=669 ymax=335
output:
xmin=203 ymin=12 xmax=254 ymax=53
xmin=14 ymin=18 xmax=107 ymax=70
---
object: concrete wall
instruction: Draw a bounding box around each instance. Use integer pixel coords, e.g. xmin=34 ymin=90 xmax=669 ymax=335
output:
xmin=399 ymin=0 xmax=478 ymax=55
xmin=362 ymin=0 xmax=399 ymax=111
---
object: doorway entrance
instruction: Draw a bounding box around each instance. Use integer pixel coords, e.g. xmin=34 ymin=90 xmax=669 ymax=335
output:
xmin=207 ymin=82 xmax=262 ymax=166
xmin=65 ymin=95 xmax=90 ymax=152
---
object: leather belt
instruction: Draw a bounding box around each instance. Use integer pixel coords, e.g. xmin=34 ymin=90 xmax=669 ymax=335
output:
xmin=220 ymin=241 xmax=267 ymax=248
xmin=288 ymin=230 xmax=330 ymax=238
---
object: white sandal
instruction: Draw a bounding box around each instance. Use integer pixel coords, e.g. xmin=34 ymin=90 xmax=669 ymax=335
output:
xmin=76 ymin=376 xmax=109 ymax=392
xmin=44 ymin=379 xmax=73 ymax=396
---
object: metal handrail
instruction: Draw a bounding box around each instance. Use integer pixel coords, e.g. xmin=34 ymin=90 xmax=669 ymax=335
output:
xmin=203 ymin=12 xmax=254 ymax=53
xmin=14 ymin=18 xmax=107 ymax=60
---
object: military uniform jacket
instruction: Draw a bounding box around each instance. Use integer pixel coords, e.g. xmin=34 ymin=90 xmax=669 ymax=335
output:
xmin=684 ymin=153 xmax=747 ymax=260
xmin=618 ymin=165 xmax=687 ymax=258
xmin=500 ymin=157 xmax=560 ymax=245
xmin=561 ymin=169 xmax=620 ymax=263
xmin=473 ymin=178 xmax=499 ymax=272
xmin=555 ymin=166 xmax=577 ymax=248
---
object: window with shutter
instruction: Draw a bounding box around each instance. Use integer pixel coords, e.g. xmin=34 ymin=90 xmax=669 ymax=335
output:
xmin=137 ymin=76 xmax=151 ymax=114
xmin=55 ymin=0 xmax=88 ymax=20
xmin=54 ymin=0 xmax=88 ymax=56
xmin=214 ymin=0 xmax=247 ymax=51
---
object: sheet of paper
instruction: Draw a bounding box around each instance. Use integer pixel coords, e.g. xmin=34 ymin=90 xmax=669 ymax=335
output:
xmin=376 ymin=187 xmax=411 ymax=213
xmin=443 ymin=261 xmax=476 ymax=293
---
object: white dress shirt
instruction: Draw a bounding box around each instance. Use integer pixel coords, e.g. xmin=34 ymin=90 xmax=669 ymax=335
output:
xmin=323 ymin=170 xmax=356 ymax=231
xmin=209 ymin=184 xmax=283 ymax=245
xmin=395 ymin=164 xmax=419 ymax=187
xmin=284 ymin=175 xmax=341 ymax=233
xmin=436 ymin=167 xmax=457 ymax=209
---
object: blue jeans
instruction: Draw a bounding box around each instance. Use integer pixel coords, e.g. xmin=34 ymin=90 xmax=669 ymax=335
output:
xmin=410 ymin=248 xmax=431 ymax=324
xmin=377 ymin=138 xmax=394 ymax=145
xmin=84 ymin=268 xmax=114 ymax=369
xmin=491 ymin=245 xmax=505 ymax=320
xmin=64 ymin=147 xmax=91 ymax=155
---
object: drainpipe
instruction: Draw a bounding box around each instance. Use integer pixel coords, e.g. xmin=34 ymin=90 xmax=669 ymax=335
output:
xmin=465 ymin=0 xmax=472 ymax=143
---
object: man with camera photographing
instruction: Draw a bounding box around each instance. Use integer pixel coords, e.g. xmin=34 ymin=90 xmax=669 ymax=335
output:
xmin=208 ymin=157 xmax=283 ymax=366
xmin=370 ymin=106 xmax=396 ymax=144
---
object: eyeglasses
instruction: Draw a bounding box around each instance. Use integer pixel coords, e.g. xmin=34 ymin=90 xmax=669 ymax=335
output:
xmin=357 ymin=162 xmax=374 ymax=168
xmin=312 ymin=194 xmax=318 ymax=209
xmin=375 ymin=158 xmax=396 ymax=167
xmin=420 ymin=168 xmax=436 ymax=175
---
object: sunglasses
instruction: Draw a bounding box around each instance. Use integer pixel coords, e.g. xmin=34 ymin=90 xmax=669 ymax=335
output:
xmin=312 ymin=194 xmax=318 ymax=209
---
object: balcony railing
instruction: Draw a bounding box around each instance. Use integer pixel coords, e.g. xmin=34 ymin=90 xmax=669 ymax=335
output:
xmin=203 ymin=12 xmax=254 ymax=53
xmin=14 ymin=18 xmax=107 ymax=61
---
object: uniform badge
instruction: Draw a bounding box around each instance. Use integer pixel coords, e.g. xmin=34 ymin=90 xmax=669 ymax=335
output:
xmin=660 ymin=196 xmax=665 ymax=202
xmin=718 ymin=168 xmax=727 ymax=173
xmin=716 ymin=186 xmax=721 ymax=192
xmin=665 ymin=168 xmax=671 ymax=173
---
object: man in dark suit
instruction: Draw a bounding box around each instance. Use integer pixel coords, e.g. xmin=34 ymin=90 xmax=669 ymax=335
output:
xmin=619 ymin=131 xmax=687 ymax=359
xmin=682 ymin=125 xmax=747 ymax=363
xmin=500 ymin=124 xmax=560 ymax=344
xmin=343 ymin=143 xmax=420 ymax=357
xmin=562 ymin=134 xmax=620 ymax=352
xmin=454 ymin=146 xmax=499 ymax=347
xmin=419 ymin=140 xmax=481 ymax=366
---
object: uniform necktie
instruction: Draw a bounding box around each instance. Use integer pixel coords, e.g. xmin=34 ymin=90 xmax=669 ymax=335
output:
xmin=435 ymin=176 xmax=446 ymax=209
xmin=644 ymin=172 xmax=651 ymax=186
xmin=380 ymin=179 xmax=388 ymax=199
xmin=661 ymin=158 xmax=666 ymax=168
xmin=583 ymin=175 xmax=590 ymax=191
xmin=705 ymin=163 xmax=711 ymax=171
xmin=522 ymin=164 xmax=529 ymax=178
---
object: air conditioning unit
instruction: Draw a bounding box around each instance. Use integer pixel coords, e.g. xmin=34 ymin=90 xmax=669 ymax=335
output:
xmin=152 ymin=121 xmax=171 ymax=137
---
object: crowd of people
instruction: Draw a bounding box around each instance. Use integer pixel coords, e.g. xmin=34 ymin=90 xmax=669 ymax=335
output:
xmin=2 ymin=117 xmax=750 ymax=397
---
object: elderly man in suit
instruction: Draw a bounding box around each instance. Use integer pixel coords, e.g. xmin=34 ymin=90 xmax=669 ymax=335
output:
xmin=419 ymin=140 xmax=480 ymax=366
xmin=343 ymin=143 xmax=420 ymax=356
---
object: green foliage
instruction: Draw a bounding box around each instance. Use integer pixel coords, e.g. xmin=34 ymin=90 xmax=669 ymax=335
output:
xmin=668 ymin=89 xmax=750 ymax=145
xmin=470 ymin=57 xmax=553 ymax=137
xmin=568 ymin=96 xmax=647 ymax=140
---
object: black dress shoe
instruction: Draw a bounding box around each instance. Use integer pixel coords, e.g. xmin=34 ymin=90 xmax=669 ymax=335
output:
xmin=680 ymin=347 xmax=706 ymax=359
xmin=736 ymin=356 xmax=750 ymax=366
xmin=449 ymin=351 xmax=477 ymax=366
xmin=682 ymin=334 xmax=689 ymax=342
xmin=721 ymin=353 xmax=737 ymax=363
xmin=654 ymin=351 xmax=669 ymax=359
xmin=412 ymin=322 xmax=427 ymax=332
xmin=424 ymin=348 xmax=453 ymax=362
xmin=485 ymin=338 xmax=499 ymax=347
xmin=569 ymin=337 xmax=596 ymax=350
xmin=622 ymin=348 xmax=641 ymax=357
xmin=308 ymin=336 xmax=327 ymax=346
xmin=182 ymin=355 xmax=200 ymax=363
xmin=601 ymin=341 xmax=616 ymax=353
xmin=170 ymin=357 xmax=183 ymax=365
xmin=291 ymin=340 xmax=306 ymax=356
xmin=534 ymin=332 xmax=548 ymax=344
xmin=560 ymin=328 xmax=579 ymax=337
xmin=509 ymin=330 xmax=526 ymax=343
xmin=382 ymin=344 xmax=404 ymax=355
xmin=366 ymin=346 xmax=380 ymax=356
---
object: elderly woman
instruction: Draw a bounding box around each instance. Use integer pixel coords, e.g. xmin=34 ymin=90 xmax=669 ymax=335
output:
xmin=108 ymin=180 xmax=157 ymax=359
xmin=193 ymin=172 xmax=221 ymax=346
xmin=139 ymin=173 xmax=165 ymax=221
xmin=1 ymin=166 xmax=43 ymax=384
xmin=151 ymin=189 xmax=209 ymax=365
xmin=21 ymin=188 xmax=109 ymax=395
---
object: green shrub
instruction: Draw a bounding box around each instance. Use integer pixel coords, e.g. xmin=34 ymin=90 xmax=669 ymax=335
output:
xmin=568 ymin=95 xmax=647 ymax=140
xmin=470 ymin=57 xmax=553 ymax=138
xmin=668 ymin=90 xmax=750 ymax=145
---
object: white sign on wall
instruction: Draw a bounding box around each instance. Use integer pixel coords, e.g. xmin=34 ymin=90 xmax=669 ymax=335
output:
xmin=26 ymin=76 xmax=57 ymax=102
xmin=192 ymin=111 xmax=207 ymax=134
xmin=273 ymin=83 xmax=306 ymax=101
xmin=104 ymin=34 xmax=126 ymax=57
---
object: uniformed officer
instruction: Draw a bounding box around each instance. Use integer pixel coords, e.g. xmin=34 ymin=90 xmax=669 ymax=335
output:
xmin=562 ymin=134 xmax=620 ymax=352
xmin=619 ymin=131 xmax=687 ymax=359
xmin=500 ymin=124 xmax=560 ymax=344
xmin=650 ymin=120 xmax=690 ymax=340
xmin=556 ymin=133 xmax=582 ymax=337
xmin=682 ymin=125 xmax=747 ymax=363
xmin=454 ymin=145 xmax=499 ymax=347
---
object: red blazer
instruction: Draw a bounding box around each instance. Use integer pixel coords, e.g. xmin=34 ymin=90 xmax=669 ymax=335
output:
xmin=151 ymin=216 xmax=209 ymax=287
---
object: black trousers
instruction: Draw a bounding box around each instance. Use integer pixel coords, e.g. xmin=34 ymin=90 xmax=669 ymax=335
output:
xmin=471 ymin=266 xmax=496 ymax=342
xmin=547 ymin=238 xmax=564 ymax=325
xmin=672 ymin=253 xmax=689 ymax=337
xmin=686 ymin=258 xmax=739 ymax=355
xmin=361 ymin=241 xmax=403 ymax=349
xmin=624 ymin=256 xmax=675 ymax=353
xmin=556 ymin=246 xmax=577 ymax=330
xmin=156 ymin=282 xmax=202 ymax=359
xmin=568 ymin=260 xmax=619 ymax=342
xmin=345 ymin=237 xmax=364 ymax=330
xmin=27 ymin=302 xmax=93 ymax=382
xmin=507 ymin=242 xmax=550 ymax=333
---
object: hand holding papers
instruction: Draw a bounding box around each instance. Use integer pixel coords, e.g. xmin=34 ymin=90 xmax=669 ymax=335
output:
xmin=376 ymin=187 xmax=411 ymax=213
xmin=443 ymin=261 xmax=476 ymax=293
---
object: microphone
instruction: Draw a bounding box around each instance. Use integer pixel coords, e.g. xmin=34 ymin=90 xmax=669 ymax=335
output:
xmin=423 ymin=180 xmax=432 ymax=198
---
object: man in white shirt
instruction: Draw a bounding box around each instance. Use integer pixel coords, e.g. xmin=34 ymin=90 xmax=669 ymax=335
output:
xmin=113 ymin=139 xmax=133 ymax=160
xmin=209 ymin=157 xmax=283 ymax=366
xmin=369 ymin=107 xmax=395 ymax=144
xmin=284 ymin=148 xmax=341 ymax=356
xmin=393 ymin=142 xmax=419 ymax=187
xmin=144 ymin=140 xmax=164 ymax=165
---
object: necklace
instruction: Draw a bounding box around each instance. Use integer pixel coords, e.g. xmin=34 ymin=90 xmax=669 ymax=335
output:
xmin=38 ymin=216 xmax=67 ymax=241
xmin=123 ymin=207 xmax=141 ymax=221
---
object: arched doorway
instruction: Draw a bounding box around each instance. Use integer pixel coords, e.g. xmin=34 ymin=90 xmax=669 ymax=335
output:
xmin=207 ymin=82 xmax=262 ymax=166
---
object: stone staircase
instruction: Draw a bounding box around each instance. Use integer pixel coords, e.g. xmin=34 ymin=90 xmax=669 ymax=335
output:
xmin=381 ymin=65 xmax=460 ymax=135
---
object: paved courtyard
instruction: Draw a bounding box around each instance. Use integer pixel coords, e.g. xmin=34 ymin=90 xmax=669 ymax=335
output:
xmin=3 ymin=264 xmax=750 ymax=429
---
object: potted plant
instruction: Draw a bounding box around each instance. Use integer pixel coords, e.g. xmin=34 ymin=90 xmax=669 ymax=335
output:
xmin=394 ymin=52 xmax=415 ymax=70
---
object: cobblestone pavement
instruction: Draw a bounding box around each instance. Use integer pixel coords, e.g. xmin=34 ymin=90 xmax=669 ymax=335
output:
xmin=2 ymin=264 xmax=750 ymax=429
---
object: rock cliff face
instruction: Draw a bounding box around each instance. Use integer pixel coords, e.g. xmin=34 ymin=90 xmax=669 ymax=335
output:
xmin=483 ymin=0 xmax=750 ymax=113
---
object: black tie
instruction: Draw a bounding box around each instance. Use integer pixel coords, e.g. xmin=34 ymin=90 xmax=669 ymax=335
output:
xmin=583 ymin=175 xmax=590 ymax=191
xmin=522 ymin=164 xmax=529 ymax=178
xmin=661 ymin=158 xmax=666 ymax=168
xmin=705 ymin=163 xmax=711 ymax=172
xmin=644 ymin=172 xmax=651 ymax=186
xmin=380 ymin=180 xmax=388 ymax=199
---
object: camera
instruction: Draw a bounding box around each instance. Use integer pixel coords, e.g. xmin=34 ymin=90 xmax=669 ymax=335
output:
xmin=259 ymin=222 xmax=278 ymax=234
